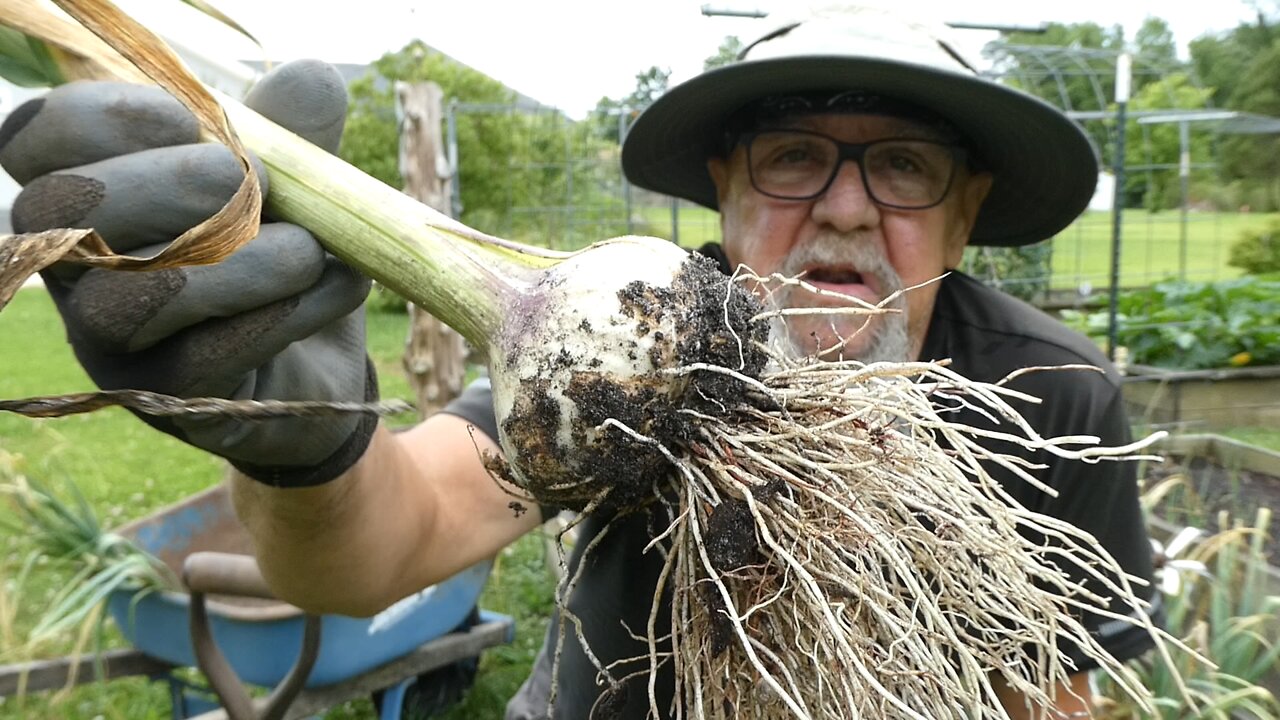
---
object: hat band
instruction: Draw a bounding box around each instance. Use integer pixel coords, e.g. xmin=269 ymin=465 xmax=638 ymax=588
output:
xmin=729 ymin=90 xmax=959 ymax=134
xmin=722 ymin=90 xmax=971 ymax=164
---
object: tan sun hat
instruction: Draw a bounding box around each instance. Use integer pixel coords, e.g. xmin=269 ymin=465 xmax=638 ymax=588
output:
xmin=620 ymin=5 xmax=1099 ymax=247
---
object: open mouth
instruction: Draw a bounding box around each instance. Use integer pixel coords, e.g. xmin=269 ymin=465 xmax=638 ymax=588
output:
xmin=795 ymin=265 xmax=882 ymax=305
xmin=805 ymin=267 xmax=865 ymax=285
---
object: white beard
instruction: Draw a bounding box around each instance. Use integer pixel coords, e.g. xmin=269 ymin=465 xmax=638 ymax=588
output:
xmin=770 ymin=235 xmax=910 ymax=363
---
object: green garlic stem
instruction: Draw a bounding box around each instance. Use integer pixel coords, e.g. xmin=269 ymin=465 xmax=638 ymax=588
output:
xmin=221 ymin=96 xmax=566 ymax=348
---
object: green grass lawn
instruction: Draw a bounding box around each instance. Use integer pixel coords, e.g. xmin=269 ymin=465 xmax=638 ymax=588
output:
xmin=1219 ymin=427 xmax=1280 ymax=453
xmin=0 ymin=288 xmax=554 ymax=720
xmin=1049 ymin=209 xmax=1272 ymax=290
xmin=634 ymin=206 xmax=1274 ymax=290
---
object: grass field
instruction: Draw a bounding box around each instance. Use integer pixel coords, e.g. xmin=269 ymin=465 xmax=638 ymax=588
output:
xmin=1049 ymin=210 xmax=1272 ymax=290
xmin=0 ymin=289 xmax=554 ymax=720
xmin=633 ymin=205 xmax=1275 ymax=290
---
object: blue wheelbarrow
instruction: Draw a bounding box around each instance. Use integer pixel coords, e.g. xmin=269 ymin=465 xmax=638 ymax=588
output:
xmin=107 ymin=484 xmax=514 ymax=720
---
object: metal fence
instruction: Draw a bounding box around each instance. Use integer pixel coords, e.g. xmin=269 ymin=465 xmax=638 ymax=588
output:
xmin=445 ymin=61 xmax=1263 ymax=307
xmin=445 ymin=101 xmax=722 ymax=253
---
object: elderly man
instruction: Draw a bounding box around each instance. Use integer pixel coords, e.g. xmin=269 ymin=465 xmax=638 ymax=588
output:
xmin=1 ymin=6 xmax=1156 ymax=719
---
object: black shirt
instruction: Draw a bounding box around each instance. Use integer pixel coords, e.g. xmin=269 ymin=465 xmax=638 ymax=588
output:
xmin=443 ymin=246 xmax=1158 ymax=720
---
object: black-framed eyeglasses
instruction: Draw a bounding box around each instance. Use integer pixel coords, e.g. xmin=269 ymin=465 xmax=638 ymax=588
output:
xmin=741 ymin=129 xmax=966 ymax=209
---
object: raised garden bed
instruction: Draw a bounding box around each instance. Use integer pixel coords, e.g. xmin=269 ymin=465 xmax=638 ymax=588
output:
xmin=1123 ymin=364 xmax=1280 ymax=430
xmin=1143 ymin=434 xmax=1280 ymax=700
xmin=1146 ymin=433 xmax=1280 ymax=567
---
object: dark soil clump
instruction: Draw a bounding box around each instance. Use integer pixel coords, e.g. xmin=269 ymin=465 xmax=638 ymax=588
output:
xmin=705 ymin=498 xmax=760 ymax=572
xmin=670 ymin=254 xmax=770 ymax=413
xmin=564 ymin=373 xmax=691 ymax=512
xmin=500 ymin=378 xmax=569 ymax=486
xmin=702 ymin=580 xmax=735 ymax=657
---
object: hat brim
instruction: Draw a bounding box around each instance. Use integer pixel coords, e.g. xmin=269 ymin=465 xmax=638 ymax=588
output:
xmin=621 ymin=56 xmax=1099 ymax=247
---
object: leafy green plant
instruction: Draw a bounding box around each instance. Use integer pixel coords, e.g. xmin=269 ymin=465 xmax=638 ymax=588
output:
xmin=1061 ymin=277 xmax=1280 ymax=369
xmin=0 ymin=472 xmax=177 ymax=646
xmin=0 ymin=25 xmax=63 ymax=86
xmin=960 ymin=242 xmax=1051 ymax=302
xmin=0 ymin=538 xmax=40 ymax=661
xmin=1229 ymin=218 xmax=1280 ymax=275
xmin=341 ymin=40 xmax=629 ymax=252
xmin=1095 ymin=508 xmax=1280 ymax=718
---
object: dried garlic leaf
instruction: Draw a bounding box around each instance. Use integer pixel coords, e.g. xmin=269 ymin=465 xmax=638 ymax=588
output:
xmin=0 ymin=389 xmax=412 ymax=420
xmin=0 ymin=229 xmax=108 ymax=309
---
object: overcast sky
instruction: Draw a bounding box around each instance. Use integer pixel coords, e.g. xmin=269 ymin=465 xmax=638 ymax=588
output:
xmin=116 ymin=0 xmax=1262 ymax=118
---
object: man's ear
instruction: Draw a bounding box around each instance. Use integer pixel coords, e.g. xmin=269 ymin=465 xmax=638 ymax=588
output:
xmin=706 ymin=156 xmax=730 ymax=207
xmin=945 ymin=171 xmax=993 ymax=267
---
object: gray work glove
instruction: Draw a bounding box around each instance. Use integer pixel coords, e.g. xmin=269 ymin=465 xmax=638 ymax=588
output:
xmin=0 ymin=60 xmax=376 ymax=488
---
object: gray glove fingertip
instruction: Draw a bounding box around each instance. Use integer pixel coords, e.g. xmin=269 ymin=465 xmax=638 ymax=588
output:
xmin=12 ymin=144 xmax=269 ymax=257
xmin=0 ymin=81 xmax=199 ymax=185
xmin=125 ymin=224 xmax=327 ymax=351
xmin=245 ymin=60 xmax=347 ymax=153
xmin=65 ymin=224 xmax=327 ymax=354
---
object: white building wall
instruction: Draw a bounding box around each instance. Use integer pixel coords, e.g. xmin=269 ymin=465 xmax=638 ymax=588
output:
xmin=1089 ymin=171 xmax=1116 ymax=212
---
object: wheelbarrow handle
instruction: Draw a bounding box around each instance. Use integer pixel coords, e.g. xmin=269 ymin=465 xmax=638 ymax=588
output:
xmin=183 ymin=552 xmax=322 ymax=720
xmin=183 ymin=551 xmax=276 ymax=599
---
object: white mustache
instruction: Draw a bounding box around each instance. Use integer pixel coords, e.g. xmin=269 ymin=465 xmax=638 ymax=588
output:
xmin=778 ymin=235 xmax=905 ymax=307
xmin=769 ymin=235 xmax=911 ymax=362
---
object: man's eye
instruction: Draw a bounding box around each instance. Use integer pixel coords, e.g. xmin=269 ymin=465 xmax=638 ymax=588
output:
xmin=771 ymin=146 xmax=817 ymax=165
xmin=886 ymin=152 xmax=925 ymax=174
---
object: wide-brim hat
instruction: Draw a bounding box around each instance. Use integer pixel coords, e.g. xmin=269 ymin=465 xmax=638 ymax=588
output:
xmin=620 ymin=6 xmax=1099 ymax=247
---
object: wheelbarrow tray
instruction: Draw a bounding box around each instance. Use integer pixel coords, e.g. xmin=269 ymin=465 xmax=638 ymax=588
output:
xmin=107 ymin=484 xmax=492 ymax=688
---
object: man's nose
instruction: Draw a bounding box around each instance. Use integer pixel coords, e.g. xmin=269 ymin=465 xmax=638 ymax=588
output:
xmin=810 ymin=160 xmax=880 ymax=232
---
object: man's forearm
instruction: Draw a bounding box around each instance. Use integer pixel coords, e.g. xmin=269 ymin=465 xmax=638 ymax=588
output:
xmin=229 ymin=423 xmax=436 ymax=617
xmin=228 ymin=412 xmax=540 ymax=617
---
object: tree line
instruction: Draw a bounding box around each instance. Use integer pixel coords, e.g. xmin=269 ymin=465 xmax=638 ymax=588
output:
xmin=339 ymin=11 xmax=1280 ymax=257
xmin=992 ymin=11 xmax=1280 ymax=213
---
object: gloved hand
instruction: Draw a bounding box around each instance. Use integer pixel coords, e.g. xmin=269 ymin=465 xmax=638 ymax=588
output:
xmin=0 ymin=60 xmax=375 ymax=488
